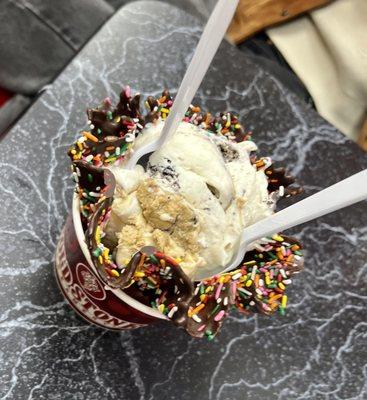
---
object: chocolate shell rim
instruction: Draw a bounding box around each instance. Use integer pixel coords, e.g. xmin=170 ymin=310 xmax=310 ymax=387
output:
xmin=68 ymin=87 xmax=305 ymax=338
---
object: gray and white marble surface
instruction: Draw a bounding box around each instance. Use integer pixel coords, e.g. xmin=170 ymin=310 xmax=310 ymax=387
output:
xmin=1 ymin=2 xmax=366 ymax=399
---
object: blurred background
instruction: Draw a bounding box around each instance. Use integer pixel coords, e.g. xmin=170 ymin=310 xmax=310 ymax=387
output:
xmin=0 ymin=0 xmax=366 ymax=148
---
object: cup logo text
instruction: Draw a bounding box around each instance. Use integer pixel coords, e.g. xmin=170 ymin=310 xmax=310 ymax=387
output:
xmin=55 ymin=224 xmax=144 ymax=330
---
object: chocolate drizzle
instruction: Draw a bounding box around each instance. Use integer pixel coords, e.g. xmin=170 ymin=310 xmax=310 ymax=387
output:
xmin=252 ymin=156 xmax=303 ymax=197
xmin=186 ymin=279 xmax=236 ymax=339
xmin=87 ymin=89 xmax=143 ymax=137
xmin=265 ymin=165 xmax=303 ymax=196
xmin=68 ymin=87 xmax=145 ymax=167
xmin=74 ymin=161 xmax=115 ymax=197
xmin=210 ymin=112 xmax=249 ymax=142
xmin=145 ymin=89 xmax=173 ymax=123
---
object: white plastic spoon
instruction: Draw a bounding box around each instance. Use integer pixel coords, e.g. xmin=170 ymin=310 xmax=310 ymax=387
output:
xmin=195 ymin=169 xmax=367 ymax=281
xmin=124 ymin=0 xmax=239 ymax=169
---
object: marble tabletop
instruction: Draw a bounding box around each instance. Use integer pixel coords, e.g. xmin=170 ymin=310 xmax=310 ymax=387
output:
xmin=1 ymin=2 xmax=366 ymax=399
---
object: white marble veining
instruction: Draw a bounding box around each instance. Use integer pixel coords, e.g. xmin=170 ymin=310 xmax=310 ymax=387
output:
xmin=0 ymin=1 xmax=366 ymax=399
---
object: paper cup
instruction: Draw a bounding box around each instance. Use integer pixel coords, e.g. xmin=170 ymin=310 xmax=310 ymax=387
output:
xmin=54 ymin=194 xmax=167 ymax=330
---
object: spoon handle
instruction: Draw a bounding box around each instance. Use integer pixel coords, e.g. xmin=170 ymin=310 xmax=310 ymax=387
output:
xmin=220 ymin=169 xmax=367 ymax=275
xmin=243 ymin=169 xmax=367 ymax=245
xmin=124 ymin=0 xmax=239 ymax=170
xmin=156 ymin=0 xmax=239 ymax=148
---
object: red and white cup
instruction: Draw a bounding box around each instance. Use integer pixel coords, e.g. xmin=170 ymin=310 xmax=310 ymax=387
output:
xmin=55 ymin=194 xmax=167 ymax=330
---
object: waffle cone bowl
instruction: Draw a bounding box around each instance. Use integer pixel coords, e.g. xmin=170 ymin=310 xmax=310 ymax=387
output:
xmin=56 ymin=87 xmax=304 ymax=339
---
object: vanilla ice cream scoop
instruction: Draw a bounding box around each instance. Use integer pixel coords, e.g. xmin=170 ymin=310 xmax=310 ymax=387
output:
xmin=106 ymin=121 xmax=274 ymax=280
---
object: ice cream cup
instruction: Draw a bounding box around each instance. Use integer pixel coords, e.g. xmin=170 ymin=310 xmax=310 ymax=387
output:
xmin=54 ymin=193 xmax=168 ymax=330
